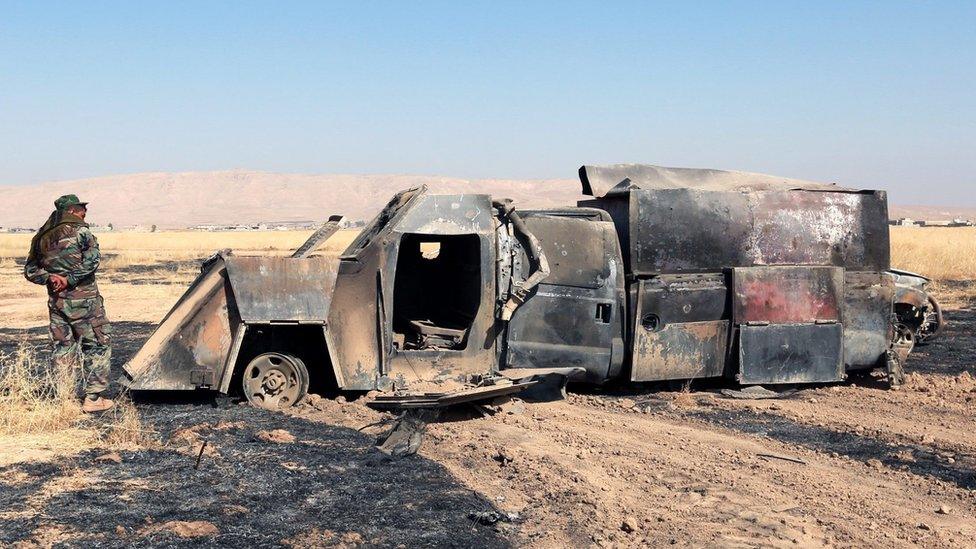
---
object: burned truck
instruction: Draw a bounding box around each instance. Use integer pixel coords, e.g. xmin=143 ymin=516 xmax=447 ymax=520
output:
xmin=123 ymin=164 xmax=940 ymax=409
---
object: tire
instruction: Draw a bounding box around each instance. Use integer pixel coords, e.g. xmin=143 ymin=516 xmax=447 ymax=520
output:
xmin=241 ymin=352 xmax=310 ymax=410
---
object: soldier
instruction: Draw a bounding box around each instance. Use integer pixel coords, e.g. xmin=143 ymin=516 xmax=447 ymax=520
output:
xmin=24 ymin=194 xmax=114 ymax=412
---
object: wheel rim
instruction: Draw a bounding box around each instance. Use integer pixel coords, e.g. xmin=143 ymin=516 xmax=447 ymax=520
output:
xmin=893 ymin=323 xmax=916 ymax=354
xmin=242 ymin=353 xmax=304 ymax=410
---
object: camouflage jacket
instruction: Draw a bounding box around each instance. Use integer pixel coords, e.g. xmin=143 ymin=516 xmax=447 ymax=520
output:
xmin=24 ymin=215 xmax=102 ymax=299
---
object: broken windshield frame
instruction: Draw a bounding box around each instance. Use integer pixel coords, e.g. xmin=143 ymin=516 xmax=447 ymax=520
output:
xmin=340 ymin=187 xmax=424 ymax=260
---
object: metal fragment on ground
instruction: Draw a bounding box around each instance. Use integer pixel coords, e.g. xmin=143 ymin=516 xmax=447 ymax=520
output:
xmin=375 ymin=410 xmax=438 ymax=457
xmin=720 ymin=386 xmax=797 ymax=400
xmin=367 ymin=381 xmax=537 ymax=411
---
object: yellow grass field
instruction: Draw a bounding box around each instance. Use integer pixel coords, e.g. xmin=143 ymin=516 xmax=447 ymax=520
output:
xmin=1 ymin=226 xmax=974 ymax=280
xmin=887 ymin=226 xmax=976 ymax=281
xmin=1 ymin=225 xmax=973 ymax=328
xmin=0 ymin=229 xmax=355 ymax=261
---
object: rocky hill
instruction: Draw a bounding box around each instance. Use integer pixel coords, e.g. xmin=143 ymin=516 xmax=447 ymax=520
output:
xmin=0 ymin=171 xmax=583 ymax=229
xmin=2 ymin=170 xmax=972 ymax=229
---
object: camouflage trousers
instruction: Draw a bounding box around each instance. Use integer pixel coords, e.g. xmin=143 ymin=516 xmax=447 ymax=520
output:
xmin=48 ymin=295 xmax=112 ymax=397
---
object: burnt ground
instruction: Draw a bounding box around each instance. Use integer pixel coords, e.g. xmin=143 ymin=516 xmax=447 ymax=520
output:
xmin=1 ymin=305 xmax=975 ymax=547
xmin=0 ymin=324 xmax=509 ymax=548
xmin=0 ymin=407 xmax=510 ymax=548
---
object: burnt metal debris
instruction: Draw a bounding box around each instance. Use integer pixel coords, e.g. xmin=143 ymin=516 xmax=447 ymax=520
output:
xmin=122 ymin=164 xmax=944 ymax=408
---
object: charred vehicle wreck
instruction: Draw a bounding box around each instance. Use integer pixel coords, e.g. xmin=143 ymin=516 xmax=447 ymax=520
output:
xmin=891 ymin=269 xmax=944 ymax=352
xmin=123 ymin=164 xmax=942 ymax=409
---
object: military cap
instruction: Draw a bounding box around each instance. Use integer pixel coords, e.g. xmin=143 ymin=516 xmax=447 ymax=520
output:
xmin=54 ymin=194 xmax=88 ymax=210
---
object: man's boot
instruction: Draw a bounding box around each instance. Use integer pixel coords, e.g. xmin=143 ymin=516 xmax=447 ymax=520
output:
xmin=82 ymin=394 xmax=115 ymax=413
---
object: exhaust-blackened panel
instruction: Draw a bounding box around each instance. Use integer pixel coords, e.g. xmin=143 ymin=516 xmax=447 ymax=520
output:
xmin=739 ymin=323 xmax=845 ymax=384
xmin=625 ymin=189 xmax=889 ymax=275
xmin=633 ymin=320 xmax=729 ymax=381
xmin=843 ymin=271 xmax=895 ymax=369
xmin=504 ymin=216 xmax=625 ymax=383
xmin=630 ymin=275 xmax=731 ymax=381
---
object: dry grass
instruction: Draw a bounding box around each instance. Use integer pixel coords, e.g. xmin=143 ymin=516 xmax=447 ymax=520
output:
xmin=2 ymin=226 xmax=969 ymax=274
xmin=99 ymin=397 xmax=156 ymax=449
xmin=890 ymin=226 xmax=976 ymax=306
xmin=890 ymin=226 xmax=976 ymax=281
xmin=0 ymin=229 xmax=358 ymax=264
xmin=0 ymin=344 xmax=155 ymax=456
xmin=0 ymin=345 xmax=81 ymax=436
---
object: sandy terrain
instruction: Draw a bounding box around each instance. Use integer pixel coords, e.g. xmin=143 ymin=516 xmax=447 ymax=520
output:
xmin=1 ymin=230 xmax=974 ymax=547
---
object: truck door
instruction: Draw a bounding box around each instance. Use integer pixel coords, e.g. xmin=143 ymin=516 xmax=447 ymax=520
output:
xmin=502 ymin=211 xmax=626 ymax=383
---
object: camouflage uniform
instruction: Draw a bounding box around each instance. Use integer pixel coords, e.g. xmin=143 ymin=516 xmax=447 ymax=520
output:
xmin=24 ymin=202 xmax=112 ymax=398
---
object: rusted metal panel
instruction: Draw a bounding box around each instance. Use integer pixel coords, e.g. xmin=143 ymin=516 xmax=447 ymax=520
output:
xmin=843 ymin=271 xmax=894 ymax=369
xmin=513 ymin=215 xmax=612 ymax=289
xmin=634 ymin=189 xmax=753 ymax=274
xmin=636 ymin=273 xmax=730 ymax=325
xmin=632 ymin=319 xmax=729 ymax=381
xmin=123 ymin=261 xmax=237 ymax=390
xmin=893 ymin=283 xmax=929 ymax=308
xmin=217 ymin=323 xmax=248 ymax=393
xmin=630 ymin=275 xmax=730 ymax=381
xmin=341 ymin=187 xmax=424 ymax=259
xmin=325 ymin=254 xmax=383 ymax=390
xmin=578 ymin=164 xmax=851 ymax=197
xmin=223 ymin=256 xmax=338 ymax=323
xmin=750 ymin=191 xmax=889 ymax=269
xmin=291 ymin=215 xmax=346 ymax=258
xmin=732 ymin=266 xmax=844 ymax=324
xmin=586 ymin=188 xmax=890 ymax=275
xmin=325 ymin=189 xmax=432 ymax=390
xmin=739 ymin=323 xmax=844 ymax=384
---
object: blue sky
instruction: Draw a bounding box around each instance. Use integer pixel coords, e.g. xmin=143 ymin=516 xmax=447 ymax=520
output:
xmin=1 ymin=1 xmax=973 ymax=205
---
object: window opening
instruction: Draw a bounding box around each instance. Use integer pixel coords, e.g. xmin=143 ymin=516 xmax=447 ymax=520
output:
xmin=392 ymin=233 xmax=481 ymax=351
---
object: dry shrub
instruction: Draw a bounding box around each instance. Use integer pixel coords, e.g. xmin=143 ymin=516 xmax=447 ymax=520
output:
xmin=672 ymin=379 xmax=697 ymax=407
xmin=0 ymin=345 xmax=82 ymax=436
xmin=0 ymin=343 xmax=155 ymax=449
xmin=99 ymin=397 xmax=156 ymax=449
xmin=0 ymin=256 xmax=16 ymax=269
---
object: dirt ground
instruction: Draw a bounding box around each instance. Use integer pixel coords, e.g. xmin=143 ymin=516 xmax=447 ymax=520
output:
xmin=2 ymin=250 xmax=975 ymax=547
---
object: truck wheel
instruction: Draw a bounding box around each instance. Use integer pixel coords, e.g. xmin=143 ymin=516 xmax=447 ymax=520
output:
xmin=242 ymin=352 xmax=309 ymax=410
xmin=892 ymin=323 xmax=916 ymax=356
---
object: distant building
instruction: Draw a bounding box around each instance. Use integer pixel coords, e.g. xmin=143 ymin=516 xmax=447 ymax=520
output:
xmin=917 ymin=219 xmax=973 ymax=227
xmin=259 ymin=220 xmax=319 ymax=230
xmin=190 ymin=220 xmax=319 ymax=231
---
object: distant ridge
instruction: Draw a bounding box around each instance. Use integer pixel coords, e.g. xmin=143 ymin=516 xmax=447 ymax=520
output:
xmin=887 ymin=204 xmax=976 ymax=222
xmin=0 ymin=171 xmax=582 ymax=229
xmin=1 ymin=170 xmax=970 ymax=229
